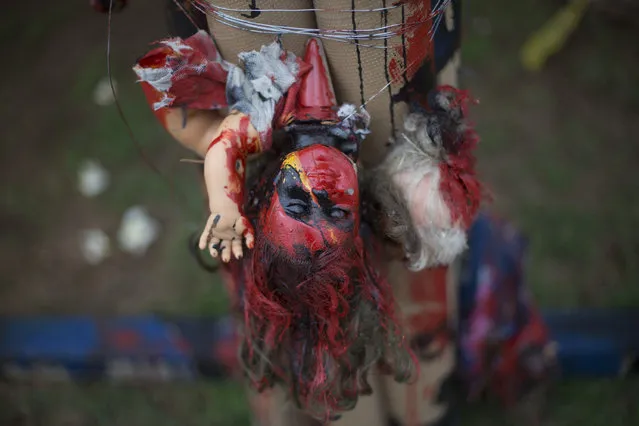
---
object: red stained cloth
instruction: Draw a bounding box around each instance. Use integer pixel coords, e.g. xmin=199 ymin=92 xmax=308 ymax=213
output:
xmin=135 ymin=31 xmax=229 ymax=111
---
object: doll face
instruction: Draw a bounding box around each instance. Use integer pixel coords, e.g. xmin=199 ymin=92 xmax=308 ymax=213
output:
xmin=259 ymin=144 xmax=359 ymax=257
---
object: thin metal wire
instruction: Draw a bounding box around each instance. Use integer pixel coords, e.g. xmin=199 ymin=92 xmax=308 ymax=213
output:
xmin=193 ymin=0 xmax=401 ymax=13
xmin=339 ymin=54 xmax=425 ymax=124
xmin=107 ymin=0 xmax=189 ymax=205
xmin=166 ymin=2 xmax=445 ymax=129
xmin=190 ymin=1 xmax=443 ymax=47
xmin=171 ymin=0 xmax=204 ymax=32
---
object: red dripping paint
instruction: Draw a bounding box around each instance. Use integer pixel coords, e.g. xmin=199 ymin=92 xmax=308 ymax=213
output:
xmin=140 ymin=82 xmax=168 ymax=127
xmin=391 ymin=0 xmax=435 ymax=83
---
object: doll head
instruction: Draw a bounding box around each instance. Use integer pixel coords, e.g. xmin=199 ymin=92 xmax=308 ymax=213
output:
xmin=259 ymin=144 xmax=360 ymax=258
xmin=237 ymin=141 xmax=413 ymax=421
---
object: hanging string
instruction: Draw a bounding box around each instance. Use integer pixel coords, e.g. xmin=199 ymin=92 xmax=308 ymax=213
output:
xmin=171 ymin=0 xmax=205 ymax=32
xmin=106 ymin=0 xmax=190 ymax=206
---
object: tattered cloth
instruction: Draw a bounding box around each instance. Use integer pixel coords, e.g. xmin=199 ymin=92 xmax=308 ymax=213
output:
xmin=134 ymin=30 xmax=303 ymax=149
xmin=134 ymin=30 xmax=368 ymax=151
xmin=459 ymin=213 xmax=555 ymax=403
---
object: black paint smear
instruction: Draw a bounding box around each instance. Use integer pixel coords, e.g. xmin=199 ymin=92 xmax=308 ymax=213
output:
xmin=351 ymin=0 xmax=365 ymax=106
xmin=241 ymin=0 xmax=261 ymax=19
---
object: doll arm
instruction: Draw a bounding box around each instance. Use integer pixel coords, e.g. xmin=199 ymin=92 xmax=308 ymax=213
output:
xmin=197 ymin=111 xmax=260 ymax=262
xmin=154 ymin=103 xmax=260 ymax=262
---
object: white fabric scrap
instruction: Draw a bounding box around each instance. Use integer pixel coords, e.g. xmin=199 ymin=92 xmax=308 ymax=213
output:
xmin=117 ymin=206 xmax=160 ymax=256
xmin=78 ymin=159 xmax=110 ymax=198
xmin=80 ymin=229 xmax=111 ymax=265
xmin=227 ymin=42 xmax=299 ymax=135
xmin=93 ymin=77 xmax=117 ymax=106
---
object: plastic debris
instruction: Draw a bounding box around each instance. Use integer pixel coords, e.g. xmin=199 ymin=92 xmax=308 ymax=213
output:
xmin=520 ymin=0 xmax=589 ymax=72
xmin=93 ymin=76 xmax=117 ymax=106
xmin=77 ymin=159 xmax=110 ymax=198
xmin=80 ymin=229 xmax=111 ymax=265
xmin=117 ymin=206 xmax=160 ymax=256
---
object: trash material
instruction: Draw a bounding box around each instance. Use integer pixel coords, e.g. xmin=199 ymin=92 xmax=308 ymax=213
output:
xmin=93 ymin=76 xmax=117 ymax=106
xmin=520 ymin=0 xmax=589 ymax=72
xmin=77 ymin=159 xmax=110 ymax=198
xmin=80 ymin=229 xmax=111 ymax=265
xmin=117 ymin=206 xmax=160 ymax=256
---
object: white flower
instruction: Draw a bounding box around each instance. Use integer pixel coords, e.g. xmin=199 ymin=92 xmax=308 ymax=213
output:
xmin=117 ymin=206 xmax=160 ymax=256
xmin=80 ymin=229 xmax=111 ymax=265
xmin=93 ymin=76 xmax=117 ymax=106
xmin=78 ymin=159 xmax=110 ymax=198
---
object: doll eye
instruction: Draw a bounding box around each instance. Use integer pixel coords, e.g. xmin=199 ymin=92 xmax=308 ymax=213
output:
xmin=330 ymin=208 xmax=349 ymax=219
xmin=288 ymin=203 xmax=307 ymax=215
xmin=283 ymin=186 xmax=311 ymax=218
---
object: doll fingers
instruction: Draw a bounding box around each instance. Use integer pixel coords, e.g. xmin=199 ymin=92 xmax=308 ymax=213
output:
xmin=208 ymin=237 xmax=222 ymax=258
xmin=231 ymin=238 xmax=243 ymax=260
xmin=233 ymin=216 xmax=255 ymax=249
xmin=199 ymin=214 xmax=219 ymax=250
xmin=244 ymin=230 xmax=255 ymax=250
xmin=220 ymin=241 xmax=232 ymax=263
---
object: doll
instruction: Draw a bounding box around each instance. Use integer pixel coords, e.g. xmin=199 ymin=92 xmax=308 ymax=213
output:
xmin=133 ymin=1 xmax=481 ymax=424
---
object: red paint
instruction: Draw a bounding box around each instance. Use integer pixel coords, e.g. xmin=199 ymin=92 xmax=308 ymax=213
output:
xmin=205 ymin=116 xmax=261 ymax=210
xmin=409 ymin=266 xmax=448 ymax=303
xmin=295 ymin=38 xmax=338 ymax=122
xmin=207 ymin=116 xmax=259 ymax=154
xmin=435 ymin=86 xmax=482 ymax=228
xmin=137 ymin=46 xmax=173 ymax=69
xmin=140 ymin=82 xmax=168 ymax=127
xmin=110 ymin=330 xmax=140 ymax=350
xmin=388 ymin=56 xmax=401 ymax=83
xmin=134 ymin=31 xmax=229 ymax=114
xmin=391 ymin=0 xmax=435 ymax=82
xmin=260 ymin=145 xmax=359 ymax=257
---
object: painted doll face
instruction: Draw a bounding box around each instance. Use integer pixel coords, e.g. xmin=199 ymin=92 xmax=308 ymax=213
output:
xmin=259 ymin=144 xmax=359 ymax=257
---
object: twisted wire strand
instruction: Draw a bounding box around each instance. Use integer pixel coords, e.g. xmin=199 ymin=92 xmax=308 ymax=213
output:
xmin=191 ymin=0 xmax=449 ymax=47
xmin=186 ymin=0 xmax=455 ymax=121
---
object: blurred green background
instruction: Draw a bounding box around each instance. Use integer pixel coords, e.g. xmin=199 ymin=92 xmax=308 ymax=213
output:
xmin=0 ymin=0 xmax=638 ymax=424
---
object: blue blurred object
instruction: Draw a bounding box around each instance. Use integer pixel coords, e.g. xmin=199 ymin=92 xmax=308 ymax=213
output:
xmin=543 ymin=309 xmax=639 ymax=377
xmin=1 ymin=213 xmax=638 ymax=382
xmin=459 ymin=212 xmax=638 ymax=388
xmin=0 ymin=316 xmax=237 ymax=381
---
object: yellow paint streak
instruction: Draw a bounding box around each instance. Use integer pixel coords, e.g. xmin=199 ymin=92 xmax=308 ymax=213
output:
xmin=281 ymin=152 xmax=318 ymax=204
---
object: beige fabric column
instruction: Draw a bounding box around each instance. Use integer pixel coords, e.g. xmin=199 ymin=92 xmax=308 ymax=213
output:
xmin=205 ymin=0 xmax=317 ymax=60
xmin=381 ymin=2 xmax=461 ymax=425
xmin=313 ymin=0 xmax=411 ymax=165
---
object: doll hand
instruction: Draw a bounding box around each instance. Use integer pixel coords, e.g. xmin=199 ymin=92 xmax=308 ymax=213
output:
xmin=198 ymin=211 xmax=255 ymax=262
